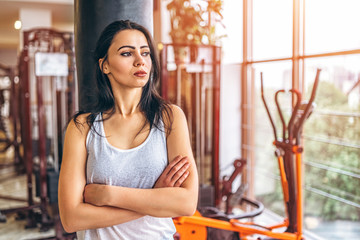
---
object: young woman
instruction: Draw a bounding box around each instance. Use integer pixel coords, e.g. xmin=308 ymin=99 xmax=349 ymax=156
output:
xmin=58 ymin=20 xmax=198 ymax=239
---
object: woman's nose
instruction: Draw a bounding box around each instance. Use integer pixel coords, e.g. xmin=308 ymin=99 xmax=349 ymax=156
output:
xmin=134 ymin=53 xmax=145 ymax=67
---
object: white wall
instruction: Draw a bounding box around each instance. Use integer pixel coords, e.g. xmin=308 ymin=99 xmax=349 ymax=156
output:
xmin=219 ymin=63 xmax=242 ymax=178
xmin=218 ymin=0 xmax=243 ymax=178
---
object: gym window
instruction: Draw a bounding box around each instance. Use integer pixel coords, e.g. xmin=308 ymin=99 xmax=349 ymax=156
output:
xmin=238 ymin=0 xmax=360 ymax=238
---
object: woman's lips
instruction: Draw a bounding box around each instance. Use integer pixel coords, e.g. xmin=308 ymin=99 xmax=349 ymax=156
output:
xmin=134 ymin=70 xmax=147 ymax=77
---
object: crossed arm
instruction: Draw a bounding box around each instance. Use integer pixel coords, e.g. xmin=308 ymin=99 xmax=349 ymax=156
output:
xmin=58 ymin=106 xmax=198 ymax=233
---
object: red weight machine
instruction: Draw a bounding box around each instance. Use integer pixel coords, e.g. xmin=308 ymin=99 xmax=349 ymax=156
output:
xmin=0 ymin=63 xmax=22 ymax=223
xmin=160 ymin=43 xmax=222 ymax=207
xmin=0 ymin=28 xmax=77 ymax=239
xmin=0 ymin=63 xmax=22 ymax=172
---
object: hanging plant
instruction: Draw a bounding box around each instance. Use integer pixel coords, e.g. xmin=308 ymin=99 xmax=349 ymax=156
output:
xmin=166 ymin=0 xmax=226 ymax=46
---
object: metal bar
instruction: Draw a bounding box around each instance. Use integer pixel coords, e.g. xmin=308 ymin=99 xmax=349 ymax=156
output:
xmin=312 ymin=110 xmax=360 ymax=117
xmin=302 ymin=0 xmax=306 ymax=57
xmin=304 ymin=161 xmax=360 ymax=179
xmin=260 ymin=73 xmax=278 ymax=141
xmin=60 ymin=77 xmax=67 ymax=161
xmin=295 ymin=151 xmax=303 ymax=238
xmin=255 ymin=164 xmax=360 ymax=202
xmin=283 ymin=146 xmax=297 ymax=233
xmin=160 ymin=46 xmax=168 ymax=100
xmin=255 ymin=167 xmax=360 ymax=209
xmin=176 ymin=64 xmax=181 ymax=106
xmin=250 ymin=57 xmax=293 ymax=64
xmin=324 ymin=188 xmax=358 ymax=206
xmin=305 ymin=186 xmax=360 ymax=209
xmin=249 ymin=49 xmax=360 ymax=64
xmin=302 ymin=49 xmax=360 ymax=58
xmin=195 ymin=72 xmax=201 ymax=183
xmin=300 ymin=0 xmax=306 ymax=101
xmin=242 ymin=0 xmax=254 ymax=200
xmin=292 ymin=0 xmax=301 ymax=92
xmin=293 ymin=69 xmax=321 ymax=139
xmin=22 ymin=32 xmax=34 ymax=208
xmin=250 ymin=67 xmax=256 ymax=200
xmin=1 ymin=204 xmax=41 ymax=215
xmin=303 ymin=135 xmax=360 ymax=149
xmin=12 ymin=74 xmax=21 ymax=168
xmin=66 ymin=34 xmax=77 ymax=115
xmin=200 ymin=69 xmax=206 ymax=186
xmin=274 ymin=90 xmax=287 ymax=140
xmin=278 ymin=155 xmax=290 ymax=216
xmin=36 ymin=76 xmax=49 ymax=224
xmin=241 ymin=0 xmax=248 ymax=160
xmin=0 ymin=195 xmax=27 ymax=202
xmin=174 ymin=216 xmax=298 ymax=240
xmin=311 ymin=182 xmax=360 ymax=202
xmin=305 ymin=159 xmax=360 ymax=175
xmin=52 ymin=77 xmax=59 ymax=172
xmin=212 ymin=46 xmax=221 ymax=206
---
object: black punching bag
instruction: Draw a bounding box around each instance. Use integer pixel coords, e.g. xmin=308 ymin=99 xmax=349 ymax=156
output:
xmin=75 ymin=0 xmax=154 ymax=110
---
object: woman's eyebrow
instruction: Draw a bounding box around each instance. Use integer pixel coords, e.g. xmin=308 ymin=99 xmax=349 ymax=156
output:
xmin=118 ymin=45 xmax=149 ymax=51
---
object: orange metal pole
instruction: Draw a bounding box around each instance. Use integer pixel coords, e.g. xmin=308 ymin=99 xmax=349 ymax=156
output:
xmin=174 ymin=216 xmax=298 ymax=240
xmin=278 ymin=155 xmax=290 ymax=203
xmin=295 ymin=150 xmax=303 ymax=239
xmin=268 ymin=219 xmax=289 ymax=230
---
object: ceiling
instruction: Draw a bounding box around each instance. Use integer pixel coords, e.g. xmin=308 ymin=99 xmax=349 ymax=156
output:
xmin=0 ymin=0 xmax=74 ymax=49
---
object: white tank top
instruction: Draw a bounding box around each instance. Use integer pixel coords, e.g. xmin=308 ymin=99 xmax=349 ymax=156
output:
xmin=77 ymin=113 xmax=176 ymax=240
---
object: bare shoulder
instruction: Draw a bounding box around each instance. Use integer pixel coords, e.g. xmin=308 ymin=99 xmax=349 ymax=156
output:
xmin=167 ymin=104 xmax=189 ymax=134
xmin=162 ymin=104 xmax=187 ymax=129
xmin=66 ymin=113 xmax=92 ymax=138
xmin=169 ymin=104 xmax=185 ymax=117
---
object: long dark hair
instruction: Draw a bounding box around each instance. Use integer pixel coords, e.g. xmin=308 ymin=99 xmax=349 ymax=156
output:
xmin=73 ymin=20 xmax=172 ymax=134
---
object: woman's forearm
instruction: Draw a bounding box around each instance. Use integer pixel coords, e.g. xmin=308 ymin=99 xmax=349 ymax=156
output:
xmin=60 ymin=201 xmax=143 ymax=233
xmin=93 ymin=185 xmax=197 ymax=218
xmin=83 ymin=154 xmax=198 ymax=218
xmin=120 ymin=187 xmax=197 ymax=217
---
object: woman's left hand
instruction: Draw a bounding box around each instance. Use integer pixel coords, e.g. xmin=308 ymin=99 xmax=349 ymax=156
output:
xmin=154 ymin=155 xmax=190 ymax=188
xmin=83 ymin=184 xmax=109 ymax=206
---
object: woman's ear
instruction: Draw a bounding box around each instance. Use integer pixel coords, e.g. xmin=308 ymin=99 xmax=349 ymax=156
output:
xmin=99 ymin=58 xmax=110 ymax=74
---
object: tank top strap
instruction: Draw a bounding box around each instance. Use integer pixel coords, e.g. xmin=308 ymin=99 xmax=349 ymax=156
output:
xmin=85 ymin=113 xmax=102 ymax=149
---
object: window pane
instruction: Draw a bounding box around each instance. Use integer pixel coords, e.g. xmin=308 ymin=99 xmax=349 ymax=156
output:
xmin=303 ymin=55 xmax=360 ymax=238
xmin=305 ymin=0 xmax=360 ymax=54
xmin=222 ymin=0 xmax=242 ymax=64
xmin=304 ymin=55 xmax=360 ymax=113
xmin=252 ymin=61 xmax=292 ymax=216
xmin=253 ymin=0 xmax=292 ymax=60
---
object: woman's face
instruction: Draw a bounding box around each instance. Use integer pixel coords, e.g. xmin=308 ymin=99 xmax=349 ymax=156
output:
xmin=100 ymin=29 xmax=152 ymax=90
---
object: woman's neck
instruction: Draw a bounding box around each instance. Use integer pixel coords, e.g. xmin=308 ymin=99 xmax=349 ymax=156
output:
xmin=111 ymin=87 xmax=143 ymax=118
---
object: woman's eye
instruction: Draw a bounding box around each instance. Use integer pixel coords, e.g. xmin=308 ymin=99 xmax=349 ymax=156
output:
xmin=121 ymin=52 xmax=131 ymax=57
xmin=142 ymin=52 xmax=150 ymax=57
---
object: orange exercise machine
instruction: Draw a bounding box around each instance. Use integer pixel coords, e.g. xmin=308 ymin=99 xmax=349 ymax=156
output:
xmin=173 ymin=69 xmax=321 ymax=240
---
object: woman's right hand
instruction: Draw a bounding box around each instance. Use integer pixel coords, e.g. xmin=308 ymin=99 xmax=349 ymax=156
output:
xmin=154 ymin=155 xmax=190 ymax=188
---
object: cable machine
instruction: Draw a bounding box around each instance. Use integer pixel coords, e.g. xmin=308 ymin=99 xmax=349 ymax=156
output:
xmin=160 ymin=43 xmax=221 ymax=207
xmin=0 ymin=28 xmax=77 ymax=239
xmin=0 ymin=63 xmax=22 ymax=223
xmin=0 ymin=63 xmax=22 ymax=172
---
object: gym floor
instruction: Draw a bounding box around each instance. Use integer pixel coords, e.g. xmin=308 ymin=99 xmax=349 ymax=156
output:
xmin=0 ymin=172 xmax=55 ymax=240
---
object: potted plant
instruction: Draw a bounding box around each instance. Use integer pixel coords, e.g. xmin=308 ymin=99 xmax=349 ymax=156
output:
xmin=166 ymin=0 xmax=225 ymax=62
